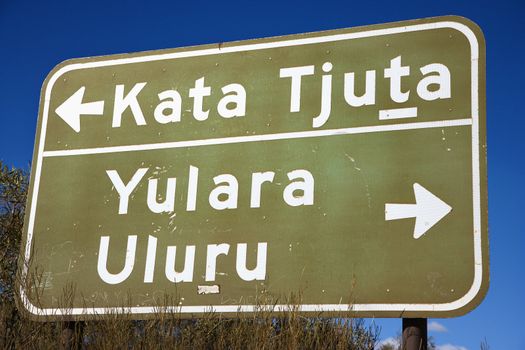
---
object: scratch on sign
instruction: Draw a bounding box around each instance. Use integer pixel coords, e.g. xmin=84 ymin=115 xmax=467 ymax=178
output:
xmin=197 ymin=285 xmax=220 ymax=295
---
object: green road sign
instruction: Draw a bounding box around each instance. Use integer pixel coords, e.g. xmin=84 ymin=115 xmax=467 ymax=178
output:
xmin=19 ymin=16 xmax=487 ymax=320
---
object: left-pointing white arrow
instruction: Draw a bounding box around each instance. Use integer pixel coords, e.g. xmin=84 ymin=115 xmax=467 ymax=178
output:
xmin=385 ymin=183 xmax=452 ymax=239
xmin=55 ymin=86 xmax=104 ymax=133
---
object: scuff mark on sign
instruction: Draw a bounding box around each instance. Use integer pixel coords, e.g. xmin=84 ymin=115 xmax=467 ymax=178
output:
xmin=198 ymin=285 xmax=220 ymax=295
xmin=344 ymin=153 xmax=372 ymax=209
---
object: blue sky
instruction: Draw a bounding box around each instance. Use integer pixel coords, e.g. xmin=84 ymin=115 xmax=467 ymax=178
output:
xmin=1 ymin=1 xmax=524 ymax=349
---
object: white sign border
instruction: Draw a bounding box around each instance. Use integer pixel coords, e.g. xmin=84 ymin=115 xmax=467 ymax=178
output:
xmin=20 ymin=18 xmax=484 ymax=317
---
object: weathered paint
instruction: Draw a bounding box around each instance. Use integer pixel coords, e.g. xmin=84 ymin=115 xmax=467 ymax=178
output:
xmin=18 ymin=15 xmax=488 ymax=320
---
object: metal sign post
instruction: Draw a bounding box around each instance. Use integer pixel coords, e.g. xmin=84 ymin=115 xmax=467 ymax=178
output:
xmin=19 ymin=16 xmax=487 ymax=320
xmin=402 ymin=318 xmax=427 ymax=350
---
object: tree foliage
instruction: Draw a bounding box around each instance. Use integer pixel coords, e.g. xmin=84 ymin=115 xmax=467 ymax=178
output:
xmin=0 ymin=162 xmax=28 ymax=301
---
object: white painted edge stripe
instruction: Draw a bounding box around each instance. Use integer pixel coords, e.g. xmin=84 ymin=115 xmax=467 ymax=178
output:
xmin=21 ymin=19 xmax=483 ymax=316
xmin=42 ymin=119 xmax=471 ymax=158
xmin=379 ymin=107 xmax=418 ymax=120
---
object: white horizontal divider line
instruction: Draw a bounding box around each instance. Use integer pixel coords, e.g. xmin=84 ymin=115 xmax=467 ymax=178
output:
xmin=42 ymin=118 xmax=472 ymax=158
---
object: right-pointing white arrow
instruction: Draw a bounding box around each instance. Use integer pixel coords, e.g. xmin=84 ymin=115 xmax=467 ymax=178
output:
xmin=55 ymin=86 xmax=104 ymax=133
xmin=385 ymin=183 xmax=452 ymax=239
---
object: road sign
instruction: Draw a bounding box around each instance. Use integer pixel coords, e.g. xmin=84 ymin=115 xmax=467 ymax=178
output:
xmin=19 ymin=16 xmax=488 ymax=320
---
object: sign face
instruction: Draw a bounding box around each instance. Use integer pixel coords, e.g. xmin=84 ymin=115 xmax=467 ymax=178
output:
xmin=19 ymin=16 xmax=488 ymax=320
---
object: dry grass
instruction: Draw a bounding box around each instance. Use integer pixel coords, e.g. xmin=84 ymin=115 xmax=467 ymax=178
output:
xmin=0 ymin=292 xmax=380 ymax=349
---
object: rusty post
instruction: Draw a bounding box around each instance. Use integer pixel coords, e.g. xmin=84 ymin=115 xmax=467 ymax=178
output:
xmin=402 ymin=318 xmax=427 ymax=350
